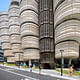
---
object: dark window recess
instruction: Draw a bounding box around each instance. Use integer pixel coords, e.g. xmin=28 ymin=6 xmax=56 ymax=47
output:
xmin=40 ymin=53 xmax=54 ymax=63
xmin=11 ymin=1 xmax=19 ymax=6
xmin=40 ymin=38 xmax=53 ymax=52
xmin=49 ymin=24 xmax=53 ymax=37
xmin=55 ymin=0 xmax=65 ymax=11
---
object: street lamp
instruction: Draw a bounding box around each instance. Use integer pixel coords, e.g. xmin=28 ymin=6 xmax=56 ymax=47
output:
xmin=60 ymin=50 xmax=64 ymax=76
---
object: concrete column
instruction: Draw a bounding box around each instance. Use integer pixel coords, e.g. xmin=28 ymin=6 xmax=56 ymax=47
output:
xmin=29 ymin=60 xmax=31 ymax=67
xmin=62 ymin=58 xmax=64 ymax=65
xmin=69 ymin=59 xmax=72 ymax=65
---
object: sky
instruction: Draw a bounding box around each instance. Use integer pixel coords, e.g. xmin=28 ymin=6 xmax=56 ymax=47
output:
xmin=0 ymin=0 xmax=10 ymax=12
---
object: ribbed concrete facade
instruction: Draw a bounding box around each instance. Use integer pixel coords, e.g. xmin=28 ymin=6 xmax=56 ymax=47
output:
xmin=0 ymin=12 xmax=14 ymax=63
xmin=54 ymin=0 xmax=80 ymax=65
xmin=9 ymin=0 xmax=23 ymax=62
xmin=0 ymin=0 xmax=79 ymax=68
xmin=39 ymin=0 xmax=55 ymax=68
xmin=20 ymin=0 xmax=40 ymax=65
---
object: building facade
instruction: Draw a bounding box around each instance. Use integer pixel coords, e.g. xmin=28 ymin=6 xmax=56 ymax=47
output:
xmin=54 ymin=0 xmax=80 ymax=67
xmin=39 ymin=0 xmax=55 ymax=68
xmin=0 ymin=12 xmax=14 ymax=63
xmin=0 ymin=0 xmax=80 ymax=68
xmin=20 ymin=0 xmax=40 ymax=66
xmin=9 ymin=0 xmax=23 ymax=63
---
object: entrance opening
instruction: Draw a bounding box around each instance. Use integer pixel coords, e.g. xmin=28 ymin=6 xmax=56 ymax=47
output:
xmin=42 ymin=63 xmax=51 ymax=69
xmin=72 ymin=59 xmax=80 ymax=70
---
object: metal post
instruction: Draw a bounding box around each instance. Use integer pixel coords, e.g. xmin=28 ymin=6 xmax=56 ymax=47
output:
xmin=29 ymin=60 xmax=31 ymax=67
xmin=19 ymin=54 xmax=20 ymax=68
xmin=60 ymin=50 xmax=64 ymax=76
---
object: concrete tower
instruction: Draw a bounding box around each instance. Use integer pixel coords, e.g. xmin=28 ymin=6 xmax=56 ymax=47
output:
xmin=9 ymin=0 xmax=23 ymax=62
xmin=20 ymin=0 xmax=40 ymax=66
xmin=54 ymin=0 xmax=80 ymax=66
xmin=0 ymin=12 xmax=14 ymax=63
xmin=39 ymin=0 xmax=55 ymax=68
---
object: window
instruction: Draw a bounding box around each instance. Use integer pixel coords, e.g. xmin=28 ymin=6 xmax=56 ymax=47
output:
xmin=11 ymin=1 xmax=19 ymax=6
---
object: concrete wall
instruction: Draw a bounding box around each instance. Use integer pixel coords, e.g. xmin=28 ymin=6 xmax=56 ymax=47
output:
xmin=54 ymin=0 xmax=80 ymax=60
xmin=9 ymin=0 xmax=23 ymax=62
xmin=39 ymin=0 xmax=54 ymax=65
xmin=0 ymin=12 xmax=14 ymax=59
xmin=20 ymin=0 xmax=40 ymax=62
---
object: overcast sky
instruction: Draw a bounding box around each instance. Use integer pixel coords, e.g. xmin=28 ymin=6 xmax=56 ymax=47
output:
xmin=0 ymin=0 xmax=10 ymax=11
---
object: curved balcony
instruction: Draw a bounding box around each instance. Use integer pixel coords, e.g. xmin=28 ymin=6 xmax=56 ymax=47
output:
xmin=9 ymin=4 xmax=19 ymax=9
xmin=12 ymin=44 xmax=23 ymax=53
xmin=21 ymin=23 xmax=39 ymax=38
xmin=0 ymin=28 xmax=9 ymax=36
xmin=0 ymin=25 xmax=8 ymax=29
xmin=1 ymin=35 xmax=9 ymax=43
xmin=8 ymin=7 xmax=19 ymax=17
xmin=9 ymin=17 xmax=20 ymax=26
xmin=0 ymin=22 xmax=8 ymax=29
xmin=0 ymin=11 xmax=8 ymax=16
xmin=54 ymin=0 xmax=80 ymax=27
xmin=24 ymin=49 xmax=40 ymax=60
xmin=22 ymin=36 xmax=39 ymax=49
xmin=55 ymin=20 xmax=80 ymax=44
xmin=54 ymin=0 xmax=61 ymax=11
xmin=2 ymin=42 xmax=11 ymax=50
xmin=7 ymin=57 xmax=15 ymax=63
xmin=4 ymin=50 xmax=14 ymax=57
xmin=0 ymin=17 xmax=8 ymax=22
xmin=10 ymin=35 xmax=21 ymax=44
xmin=9 ymin=25 xmax=20 ymax=35
xmin=55 ymin=41 xmax=79 ymax=59
xmin=0 ymin=12 xmax=8 ymax=22
xmin=20 ymin=10 xmax=38 ymax=25
xmin=20 ymin=0 xmax=38 ymax=13
xmin=15 ymin=53 xmax=24 ymax=61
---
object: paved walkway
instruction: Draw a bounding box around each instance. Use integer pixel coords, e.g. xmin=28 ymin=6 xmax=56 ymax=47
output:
xmin=0 ymin=64 xmax=80 ymax=80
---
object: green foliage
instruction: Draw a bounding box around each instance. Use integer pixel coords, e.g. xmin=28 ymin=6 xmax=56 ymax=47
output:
xmin=4 ymin=57 xmax=7 ymax=62
xmin=35 ymin=66 xmax=39 ymax=69
xmin=23 ymin=66 xmax=39 ymax=69
xmin=56 ymin=69 xmax=80 ymax=76
xmin=7 ymin=63 xmax=16 ymax=66
xmin=56 ymin=64 xmax=59 ymax=67
xmin=23 ymin=66 xmax=29 ymax=68
xmin=73 ymin=70 xmax=80 ymax=76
